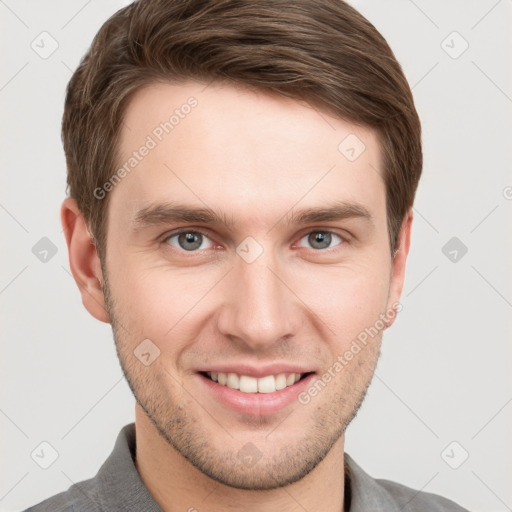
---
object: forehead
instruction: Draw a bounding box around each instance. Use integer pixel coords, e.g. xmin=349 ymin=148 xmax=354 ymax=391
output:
xmin=110 ymin=80 xmax=385 ymax=231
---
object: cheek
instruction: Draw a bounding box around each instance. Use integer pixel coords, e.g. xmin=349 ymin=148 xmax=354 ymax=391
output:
xmin=109 ymin=261 xmax=216 ymax=344
xmin=298 ymin=262 xmax=391 ymax=343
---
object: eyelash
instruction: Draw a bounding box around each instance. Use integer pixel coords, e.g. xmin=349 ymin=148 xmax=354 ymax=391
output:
xmin=161 ymin=228 xmax=348 ymax=254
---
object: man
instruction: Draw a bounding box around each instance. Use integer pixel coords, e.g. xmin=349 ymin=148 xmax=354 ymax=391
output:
xmin=24 ymin=0 xmax=470 ymax=510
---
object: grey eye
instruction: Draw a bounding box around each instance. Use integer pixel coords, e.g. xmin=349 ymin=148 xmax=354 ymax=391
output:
xmin=166 ymin=231 xmax=213 ymax=251
xmin=299 ymin=231 xmax=342 ymax=250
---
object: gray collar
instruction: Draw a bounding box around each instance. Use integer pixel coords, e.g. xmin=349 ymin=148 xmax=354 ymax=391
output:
xmin=93 ymin=423 xmax=163 ymax=511
xmin=344 ymin=452 xmax=400 ymax=512
xmin=93 ymin=423 xmax=399 ymax=512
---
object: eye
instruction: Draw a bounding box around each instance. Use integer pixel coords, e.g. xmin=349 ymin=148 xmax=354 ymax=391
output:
xmin=297 ymin=230 xmax=344 ymax=251
xmin=164 ymin=230 xmax=214 ymax=252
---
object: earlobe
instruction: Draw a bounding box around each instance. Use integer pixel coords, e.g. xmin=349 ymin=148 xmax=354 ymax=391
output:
xmin=385 ymin=209 xmax=413 ymax=328
xmin=61 ymin=197 xmax=110 ymax=323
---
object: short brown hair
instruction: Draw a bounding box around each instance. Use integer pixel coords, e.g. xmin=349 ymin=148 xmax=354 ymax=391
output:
xmin=62 ymin=0 xmax=422 ymax=261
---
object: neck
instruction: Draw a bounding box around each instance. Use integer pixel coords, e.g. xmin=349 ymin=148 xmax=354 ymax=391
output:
xmin=134 ymin=405 xmax=347 ymax=512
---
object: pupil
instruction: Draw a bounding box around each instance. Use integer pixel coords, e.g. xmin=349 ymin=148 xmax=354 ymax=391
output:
xmin=310 ymin=232 xmax=330 ymax=249
xmin=180 ymin=232 xmax=201 ymax=251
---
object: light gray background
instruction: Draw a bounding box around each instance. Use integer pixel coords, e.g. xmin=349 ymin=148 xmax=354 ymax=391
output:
xmin=1 ymin=1 xmax=511 ymax=511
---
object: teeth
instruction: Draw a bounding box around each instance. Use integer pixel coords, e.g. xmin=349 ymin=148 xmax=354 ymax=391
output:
xmin=258 ymin=375 xmax=275 ymax=393
xmin=240 ymin=375 xmax=258 ymax=393
xmin=207 ymin=371 xmax=303 ymax=393
xmin=226 ymin=373 xmax=239 ymax=390
xmin=275 ymin=373 xmax=287 ymax=390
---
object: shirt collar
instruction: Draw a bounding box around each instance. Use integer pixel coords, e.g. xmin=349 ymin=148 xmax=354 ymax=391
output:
xmin=97 ymin=423 xmax=398 ymax=512
xmin=94 ymin=423 xmax=163 ymax=511
xmin=343 ymin=452 xmax=400 ymax=511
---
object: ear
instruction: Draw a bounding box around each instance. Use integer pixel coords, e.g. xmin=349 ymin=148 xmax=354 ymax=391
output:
xmin=61 ymin=197 xmax=110 ymax=323
xmin=385 ymin=209 xmax=413 ymax=328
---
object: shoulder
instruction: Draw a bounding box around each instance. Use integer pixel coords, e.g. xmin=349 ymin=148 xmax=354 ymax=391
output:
xmin=20 ymin=476 xmax=101 ymax=512
xmin=20 ymin=423 xmax=159 ymax=512
xmin=376 ymin=477 xmax=470 ymax=511
xmin=344 ymin=453 xmax=471 ymax=512
xmin=21 ymin=491 xmax=73 ymax=512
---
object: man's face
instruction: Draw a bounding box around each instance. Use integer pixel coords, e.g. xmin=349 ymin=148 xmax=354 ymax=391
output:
xmin=100 ymin=80 xmax=406 ymax=489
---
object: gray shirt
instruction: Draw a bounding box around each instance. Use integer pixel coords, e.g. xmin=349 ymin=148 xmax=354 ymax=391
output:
xmin=23 ymin=423 xmax=470 ymax=512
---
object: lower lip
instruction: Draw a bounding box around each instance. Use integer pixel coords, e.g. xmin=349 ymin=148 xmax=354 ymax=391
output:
xmin=198 ymin=373 xmax=315 ymax=416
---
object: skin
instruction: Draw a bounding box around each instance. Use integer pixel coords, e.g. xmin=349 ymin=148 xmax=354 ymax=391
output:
xmin=62 ymin=80 xmax=412 ymax=512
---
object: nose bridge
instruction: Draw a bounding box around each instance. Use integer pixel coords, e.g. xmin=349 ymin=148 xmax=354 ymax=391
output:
xmin=218 ymin=239 xmax=297 ymax=349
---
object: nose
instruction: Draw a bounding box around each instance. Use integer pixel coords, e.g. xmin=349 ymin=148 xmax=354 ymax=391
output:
xmin=216 ymin=246 xmax=300 ymax=351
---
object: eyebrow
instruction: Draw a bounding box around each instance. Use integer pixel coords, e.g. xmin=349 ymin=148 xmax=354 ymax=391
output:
xmin=130 ymin=200 xmax=373 ymax=233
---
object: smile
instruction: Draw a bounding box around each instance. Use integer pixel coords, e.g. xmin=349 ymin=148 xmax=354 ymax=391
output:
xmin=204 ymin=371 xmax=307 ymax=393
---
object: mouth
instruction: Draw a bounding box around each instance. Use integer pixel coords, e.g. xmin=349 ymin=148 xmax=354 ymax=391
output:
xmin=196 ymin=365 xmax=316 ymax=416
xmin=200 ymin=371 xmax=313 ymax=394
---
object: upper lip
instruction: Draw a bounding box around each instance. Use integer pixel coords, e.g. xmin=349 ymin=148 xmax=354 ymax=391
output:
xmin=197 ymin=363 xmax=313 ymax=378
